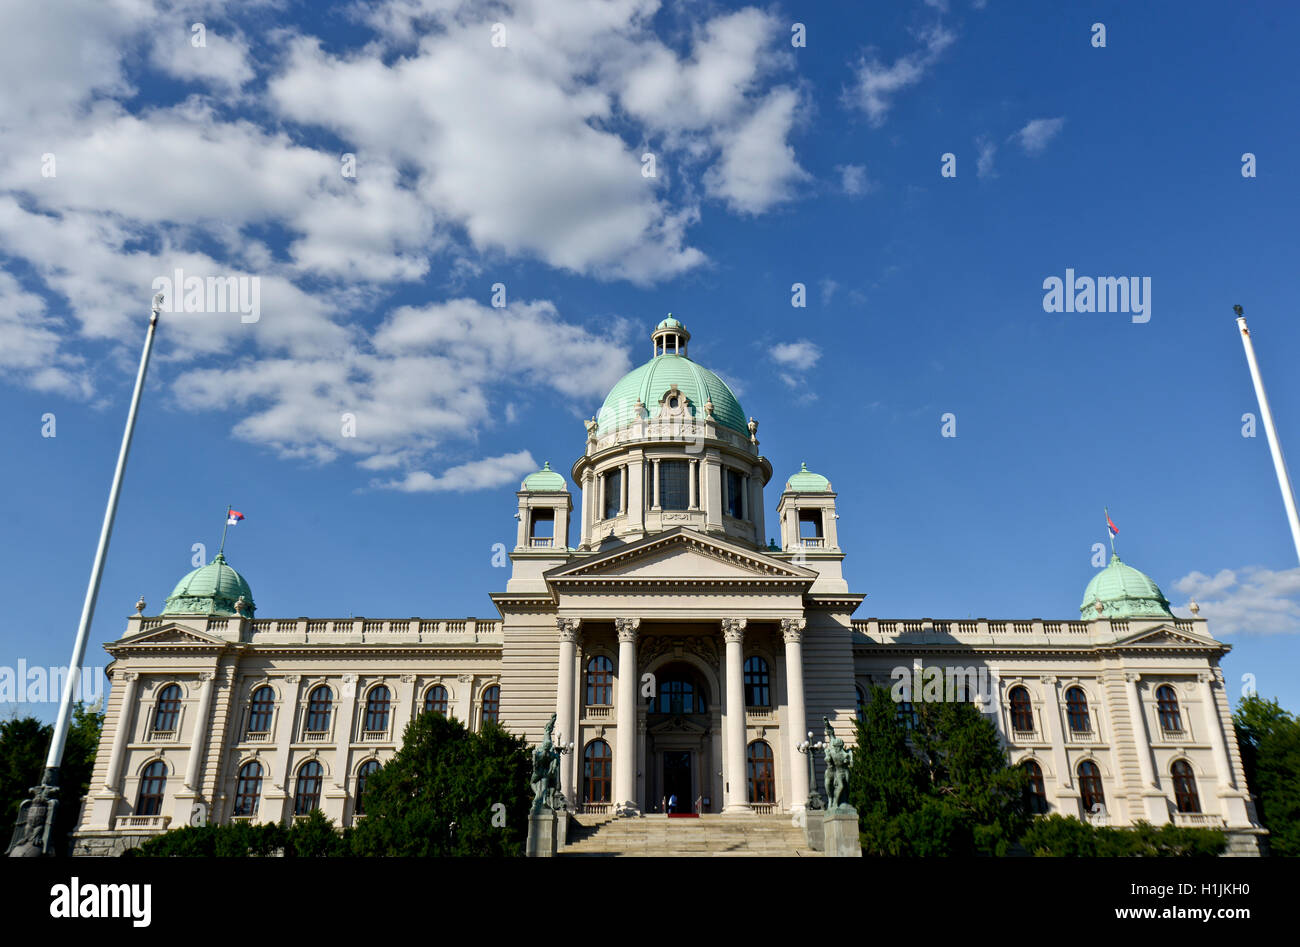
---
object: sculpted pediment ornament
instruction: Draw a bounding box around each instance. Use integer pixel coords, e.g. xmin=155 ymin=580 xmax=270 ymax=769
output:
xmin=1112 ymin=624 xmax=1218 ymax=649
xmin=546 ymin=528 xmax=816 ymax=583
xmin=117 ymin=624 xmax=227 ymax=648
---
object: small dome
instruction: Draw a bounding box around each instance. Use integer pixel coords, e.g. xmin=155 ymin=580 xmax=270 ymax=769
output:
xmin=786 ymin=462 xmax=831 ymax=492
xmin=521 ymin=461 xmax=567 ymax=492
xmin=1080 ymin=554 xmax=1173 ymax=619
xmin=163 ymin=552 xmax=255 ymax=617
xmin=657 ymin=315 xmax=683 ymax=330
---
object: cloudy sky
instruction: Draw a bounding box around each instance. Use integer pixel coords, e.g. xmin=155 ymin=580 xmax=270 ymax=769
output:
xmin=3 ymin=0 xmax=1299 ymax=716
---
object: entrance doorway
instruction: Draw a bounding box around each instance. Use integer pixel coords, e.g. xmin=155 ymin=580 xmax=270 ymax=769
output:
xmin=663 ymin=751 xmax=691 ymax=813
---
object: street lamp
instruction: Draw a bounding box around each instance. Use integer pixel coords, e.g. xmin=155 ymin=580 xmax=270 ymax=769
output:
xmin=796 ymin=729 xmax=825 ymax=810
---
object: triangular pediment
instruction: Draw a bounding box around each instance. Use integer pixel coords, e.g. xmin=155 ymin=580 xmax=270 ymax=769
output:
xmin=545 ymin=528 xmax=816 ymax=585
xmin=1109 ymin=623 xmax=1221 ymax=650
xmin=114 ymin=623 xmax=228 ymax=649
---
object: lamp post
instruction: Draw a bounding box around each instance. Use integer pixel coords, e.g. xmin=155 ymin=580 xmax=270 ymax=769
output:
xmin=555 ymin=733 xmax=575 ymax=807
xmin=796 ymin=730 xmax=824 ymax=809
xmin=7 ymin=293 xmax=163 ymax=857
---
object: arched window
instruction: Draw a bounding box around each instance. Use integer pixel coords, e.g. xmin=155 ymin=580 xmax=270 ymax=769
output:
xmin=583 ymin=740 xmax=612 ymax=804
xmin=1078 ymin=760 xmax=1105 ymax=812
xmin=424 ymin=685 xmax=448 ymax=715
xmin=247 ymin=686 xmax=274 ymax=734
xmin=896 ymin=700 xmax=918 ymax=731
xmin=1171 ymin=760 xmax=1201 ymax=813
xmin=855 ymin=685 xmax=867 ymax=722
xmin=1022 ymin=760 xmax=1049 ymax=815
xmin=481 ymin=685 xmax=500 ymax=726
xmin=651 ymin=678 xmax=706 ymax=714
xmin=364 ymin=685 xmax=391 ymax=732
xmin=153 ymin=684 xmax=181 ymax=732
xmin=586 ymin=656 xmax=613 ymax=706
xmin=747 ymin=741 xmax=775 ymax=803
xmin=136 ymin=761 xmax=167 ymax=815
xmin=744 ymin=656 xmax=770 ymax=708
xmin=1009 ymin=686 xmax=1034 ymax=733
xmin=234 ymin=761 xmax=262 ymax=816
xmin=355 ymin=760 xmax=381 ymax=815
xmin=294 ymin=761 xmax=323 ymax=815
xmin=1065 ymin=686 xmax=1091 ymax=733
xmin=305 ymin=685 xmax=332 ymax=733
xmin=1156 ymin=685 xmax=1183 ymax=733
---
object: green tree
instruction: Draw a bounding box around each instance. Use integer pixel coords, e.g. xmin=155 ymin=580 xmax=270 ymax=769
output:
xmin=1 ymin=703 xmax=104 ymax=855
xmin=849 ymin=684 xmax=1029 ymax=855
xmin=1021 ymin=815 xmax=1226 ymax=856
xmin=348 ymin=711 xmax=531 ymax=856
xmin=1234 ymin=693 xmax=1300 ymax=856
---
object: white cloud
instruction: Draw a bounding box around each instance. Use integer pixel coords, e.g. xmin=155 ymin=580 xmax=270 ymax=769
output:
xmin=374 ymin=450 xmax=538 ymax=492
xmin=771 ymin=339 xmax=822 ymax=372
xmin=172 ymin=298 xmax=630 ymax=464
xmin=0 ymin=271 xmax=92 ymax=398
xmin=150 ymin=26 xmax=255 ymax=92
xmin=1014 ymin=117 xmax=1066 ymax=154
xmin=976 ymin=135 xmax=997 ymax=179
xmin=846 ymin=24 xmax=956 ymax=126
xmin=705 ymin=87 xmax=808 ymax=214
xmin=837 ymin=164 xmax=871 ymax=196
xmin=1172 ymin=565 xmax=1300 ymax=635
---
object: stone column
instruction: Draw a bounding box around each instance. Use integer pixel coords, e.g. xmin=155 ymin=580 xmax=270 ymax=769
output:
xmin=614 ymin=618 xmax=641 ymax=814
xmin=183 ymin=671 xmax=216 ymax=790
xmin=689 ymin=459 xmax=698 ymax=509
xmin=1124 ymin=673 xmax=1158 ymax=790
xmin=455 ymin=674 xmax=474 ymax=724
xmin=556 ymin=618 xmax=581 ymax=800
xmin=704 ymin=454 xmax=723 ymax=530
xmin=651 ymin=459 xmax=661 ymax=509
xmin=721 ymin=618 xmax=752 ymax=814
xmin=782 ymin=618 xmax=809 ymax=809
xmin=104 ymin=671 xmax=139 ymax=792
xmin=1199 ymin=673 xmax=1235 ymax=790
xmin=750 ymin=472 xmax=766 ymax=545
xmin=620 ymin=464 xmax=628 ymax=514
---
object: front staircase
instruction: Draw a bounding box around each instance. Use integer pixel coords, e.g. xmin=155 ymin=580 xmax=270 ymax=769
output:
xmin=561 ymin=813 xmax=822 ymax=857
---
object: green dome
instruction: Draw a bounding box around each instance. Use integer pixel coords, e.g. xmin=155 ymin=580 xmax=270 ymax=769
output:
xmin=596 ymin=342 xmax=746 ymax=437
xmin=522 ymin=461 xmax=567 ymax=492
xmin=1080 ymin=554 xmax=1172 ymax=619
xmin=657 ymin=315 xmax=683 ymax=329
xmin=786 ymin=462 xmax=831 ymax=492
xmin=163 ymin=552 xmax=255 ymax=617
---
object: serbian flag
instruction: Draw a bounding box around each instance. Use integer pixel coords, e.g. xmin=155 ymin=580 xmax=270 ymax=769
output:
xmin=1106 ymin=512 xmax=1119 ymax=537
xmin=227 ymin=510 xmax=245 ymax=526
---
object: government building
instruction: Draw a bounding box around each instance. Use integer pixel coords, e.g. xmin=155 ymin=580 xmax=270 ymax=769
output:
xmin=72 ymin=318 xmax=1265 ymax=855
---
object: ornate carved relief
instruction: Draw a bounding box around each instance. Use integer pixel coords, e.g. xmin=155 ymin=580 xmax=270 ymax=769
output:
xmin=721 ymin=617 xmax=747 ymax=643
xmin=556 ymin=617 xmax=582 ymax=643
xmin=615 ymin=617 xmax=641 ymax=643
xmin=781 ymin=617 xmax=806 ymax=643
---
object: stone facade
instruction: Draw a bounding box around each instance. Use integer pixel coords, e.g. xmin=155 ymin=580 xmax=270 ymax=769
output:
xmin=72 ymin=319 xmax=1265 ymax=855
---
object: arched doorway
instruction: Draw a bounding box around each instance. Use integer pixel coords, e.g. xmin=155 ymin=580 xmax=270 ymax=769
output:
xmin=645 ymin=662 xmax=714 ymax=814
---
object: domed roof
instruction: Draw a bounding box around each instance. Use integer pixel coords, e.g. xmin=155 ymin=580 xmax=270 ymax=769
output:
xmin=786 ymin=462 xmax=831 ymax=492
xmin=163 ymin=552 xmax=255 ymax=617
xmin=522 ymin=461 xmax=567 ymax=492
xmin=596 ymin=319 xmax=746 ymax=436
xmin=1080 ymin=554 xmax=1172 ymax=619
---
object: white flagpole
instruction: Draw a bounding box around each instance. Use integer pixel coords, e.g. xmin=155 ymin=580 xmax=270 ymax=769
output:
xmin=9 ymin=293 xmax=162 ymax=857
xmin=1236 ymin=306 xmax=1300 ymax=565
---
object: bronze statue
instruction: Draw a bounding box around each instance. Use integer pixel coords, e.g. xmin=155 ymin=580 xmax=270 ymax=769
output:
xmin=530 ymin=714 xmax=561 ymax=816
xmin=8 ymin=780 xmax=58 ymax=857
xmin=821 ymin=716 xmax=853 ymax=811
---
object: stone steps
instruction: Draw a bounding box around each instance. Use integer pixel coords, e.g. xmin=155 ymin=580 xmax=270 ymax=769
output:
xmin=560 ymin=814 xmax=822 ymax=857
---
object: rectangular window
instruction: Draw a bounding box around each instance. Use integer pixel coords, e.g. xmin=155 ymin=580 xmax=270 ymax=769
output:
xmin=726 ymin=469 xmax=744 ymax=519
xmin=798 ymin=509 xmax=822 ymax=538
xmin=604 ymin=468 xmax=622 ymax=519
xmin=660 ymin=460 xmax=690 ymax=511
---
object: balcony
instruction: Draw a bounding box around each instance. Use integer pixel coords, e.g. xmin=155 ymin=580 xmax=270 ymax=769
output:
xmin=799 ymin=537 xmax=825 ymax=549
xmin=1174 ymin=812 xmax=1224 ymax=828
xmin=145 ymin=729 xmax=177 ymax=743
xmin=301 ymin=729 xmax=332 ymax=743
xmin=118 ymin=815 xmax=171 ymax=831
xmin=1158 ymin=728 xmax=1188 ymax=742
xmin=1010 ymin=729 xmax=1039 ymax=743
xmin=244 ymin=730 xmax=271 ymax=743
xmin=361 ymin=730 xmax=390 ymax=742
xmin=585 ymin=706 xmax=612 ymax=720
xmin=529 ymin=537 xmax=554 ymax=548
xmin=1068 ymin=729 xmax=1098 ymax=745
xmin=746 ymin=708 xmax=778 ymax=724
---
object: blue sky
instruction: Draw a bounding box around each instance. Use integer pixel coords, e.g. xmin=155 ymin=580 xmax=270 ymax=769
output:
xmin=2 ymin=0 xmax=1299 ymax=721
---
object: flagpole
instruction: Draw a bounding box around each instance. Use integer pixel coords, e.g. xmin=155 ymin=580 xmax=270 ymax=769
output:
xmin=1105 ymin=507 xmax=1116 ymax=558
xmin=1235 ymin=306 xmax=1300 ymax=565
xmin=8 ymin=293 xmax=163 ymax=857
xmin=218 ymin=505 xmax=231 ymax=556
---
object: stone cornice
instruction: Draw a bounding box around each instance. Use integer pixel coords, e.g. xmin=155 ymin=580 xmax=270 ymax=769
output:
xmin=544 ymin=527 xmax=816 ymax=583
